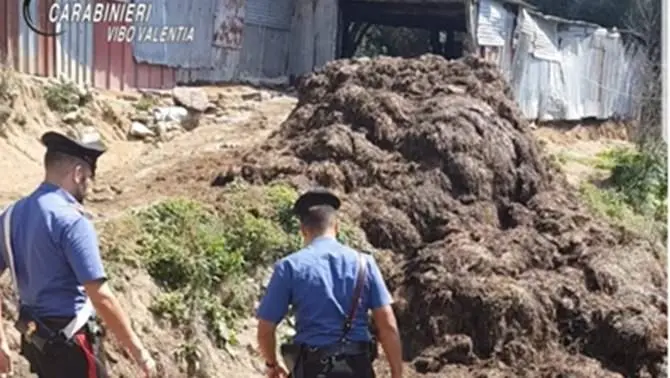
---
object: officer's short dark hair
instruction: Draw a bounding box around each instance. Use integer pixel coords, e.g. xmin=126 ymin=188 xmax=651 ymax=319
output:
xmin=299 ymin=205 xmax=337 ymax=232
xmin=44 ymin=150 xmax=78 ymax=169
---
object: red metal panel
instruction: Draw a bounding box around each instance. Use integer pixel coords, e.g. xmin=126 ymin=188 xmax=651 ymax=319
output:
xmin=93 ymin=15 xmax=111 ymax=89
xmin=121 ymin=41 xmax=135 ymax=92
xmin=149 ymin=65 xmax=162 ymax=88
xmin=92 ymin=0 xmax=176 ymax=91
xmin=135 ymin=63 xmax=151 ymax=89
xmin=161 ymin=66 xmax=176 ymax=89
xmin=107 ymin=32 xmax=125 ymax=91
xmin=37 ymin=0 xmax=56 ymax=77
xmin=0 ymin=0 xmax=7 ymax=64
xmin=7 ymin=0 xmax=19 ymax=69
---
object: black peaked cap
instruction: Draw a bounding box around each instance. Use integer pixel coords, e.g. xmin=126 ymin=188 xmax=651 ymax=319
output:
xmin=292 ymin=187 xmax=341 ymax=217
xmin=41 ymin=131 xmax=107 ymax=177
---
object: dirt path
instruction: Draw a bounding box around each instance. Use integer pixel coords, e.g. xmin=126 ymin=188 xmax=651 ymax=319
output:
xmin=533 ymin=122 xmax=633 ymax=186
xmin=0 ymin=80 xmax=297 ymax=213
xmin=87 ymin=92 xmax=296 ymax=219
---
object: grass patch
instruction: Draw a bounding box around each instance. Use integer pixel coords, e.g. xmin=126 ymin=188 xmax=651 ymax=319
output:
xmin=44 ymin=78 xmax=90 ymax=112
xmin=554 ymin=150 xmax=602 ymax=167
xmin=595 ymin=147 xmax=667 ymax=219
xmin=133 ymin=94 xmax=157 ymax=112
xmin=579 ymin=145 xmax=667 ymax=240
xmin=0 ymin=63 xmax=17 ymax=105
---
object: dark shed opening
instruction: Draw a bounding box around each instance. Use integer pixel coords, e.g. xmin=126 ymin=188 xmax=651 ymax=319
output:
xmin=338 ymin=0 xmax=471 ymax=59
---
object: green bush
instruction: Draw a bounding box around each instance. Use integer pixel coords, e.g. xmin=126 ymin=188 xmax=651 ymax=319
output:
xmin=596 ymin=147 xmax=667 ymax=222
xmin=44 ymin=79 xmax=89 ymax=112
xmin=136 ymin=183 xmax=303 ymax=347
xmin=126 ymin=182 xmax=368 ymax=353
xmin=584 ymin=146 xmax=668 ymax=240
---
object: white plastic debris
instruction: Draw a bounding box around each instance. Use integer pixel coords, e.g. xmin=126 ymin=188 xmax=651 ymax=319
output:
xmin=152 ymin=106 xmax=188 ymax=123
xmin=128 ymin=122 xmax=155 ymax=138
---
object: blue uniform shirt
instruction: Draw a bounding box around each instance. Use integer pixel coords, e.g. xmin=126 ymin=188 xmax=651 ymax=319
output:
xmin=256 ymin=236 xmax=393 ymax=347
xmin=0 ymin=182 xmax=106 ymax=318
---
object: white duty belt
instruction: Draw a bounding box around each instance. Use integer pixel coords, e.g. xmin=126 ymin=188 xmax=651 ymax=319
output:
xmin=2 ymin=203 xmax=94 ymax=340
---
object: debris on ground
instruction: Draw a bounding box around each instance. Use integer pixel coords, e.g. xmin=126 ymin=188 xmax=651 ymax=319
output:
xmin=230 ymin=55 xmax=667 ymax=377
xmin=129 ymin=121 xmax=156 ymax=139
xmin=153 ymin=106 xmax=189 ymax=123
xmin=173 ymin=86 xmax=210 ymax=112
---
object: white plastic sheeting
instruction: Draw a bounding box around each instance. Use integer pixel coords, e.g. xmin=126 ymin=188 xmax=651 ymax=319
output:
xmin=482 ymin=7 xmax=646 ymax=121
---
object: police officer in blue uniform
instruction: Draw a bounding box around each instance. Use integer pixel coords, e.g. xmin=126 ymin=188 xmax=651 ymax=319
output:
xmin=256 ymin=188 xmax=404 ymax=378
xmin=0 ymin=131 xmax=157 ymax=378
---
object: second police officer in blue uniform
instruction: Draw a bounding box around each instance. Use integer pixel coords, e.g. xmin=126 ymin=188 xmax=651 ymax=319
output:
xmin=0 ymin=131 xmax=157 ymax=378
xmin=256 ymin=188 xmax=404 ymax=378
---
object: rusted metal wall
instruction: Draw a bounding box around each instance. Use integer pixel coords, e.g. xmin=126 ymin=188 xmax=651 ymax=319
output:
xmin=176 ymin=0 xmax=295 ymax=84
xmin=213 ymin=0 xmax=246 ymax=49
xmin=0 ymin=0 xmax=175 ymax=91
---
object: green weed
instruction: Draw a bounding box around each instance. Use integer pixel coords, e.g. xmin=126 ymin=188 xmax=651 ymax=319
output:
xmin=580 ymin=145 xmax=667 ymax=240
xmin=133 ymin=95 xmax=157 ymax=112
xmin=44 ymin=78 xmax=89 ymax=112
xmin=102 ymin=182 xmax=367 ymax=363
xmin=131 ymin=183 xmax=304 ymax=350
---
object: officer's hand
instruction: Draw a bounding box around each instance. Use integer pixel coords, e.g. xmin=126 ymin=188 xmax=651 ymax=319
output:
xmin=137 ymin=348 xmax=157 ymax=377
xmin=266 ymin=365 xmax=288 ymax=378
xmin=140 ymin=355 xmax=157 ymax=377
xmin=0 ymin=339 xmax=12 ymax=375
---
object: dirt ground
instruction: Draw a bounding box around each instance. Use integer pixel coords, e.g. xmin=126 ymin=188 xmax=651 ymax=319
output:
xmin=0 ymin=56 xmax=662 ymax=378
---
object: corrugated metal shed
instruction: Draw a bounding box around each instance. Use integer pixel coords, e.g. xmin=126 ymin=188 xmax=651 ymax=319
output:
xmin=93 ymin=0 xmax=176 ymax=91
xmin=288 ymin=0 xmax=339 ymax=78
xmin=213 ymin=0 xmax=246 ymax=49
xmin=0 ymin=0 xmax=175 ymax=91
xmin=176 ymin=0 xmax=303 ymax=84
xmin=2 ymin=0 xmax=53 ymax=77
xmin=54 ymin=0 xmax=95 ymax=86
xmin=507 ymin=9 xmax=644 ymax=121
xmin=476 ymin=0 xmax=509 ymax=47
xmin=476 ymin=0 xmax=515 ymax=76
xmin=133 ymin=0 xmax=218 ymax=69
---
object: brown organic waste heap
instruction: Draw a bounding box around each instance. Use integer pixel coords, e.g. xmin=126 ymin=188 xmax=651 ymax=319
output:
xmin=230 ymin=55 xmax=667 ymax=377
